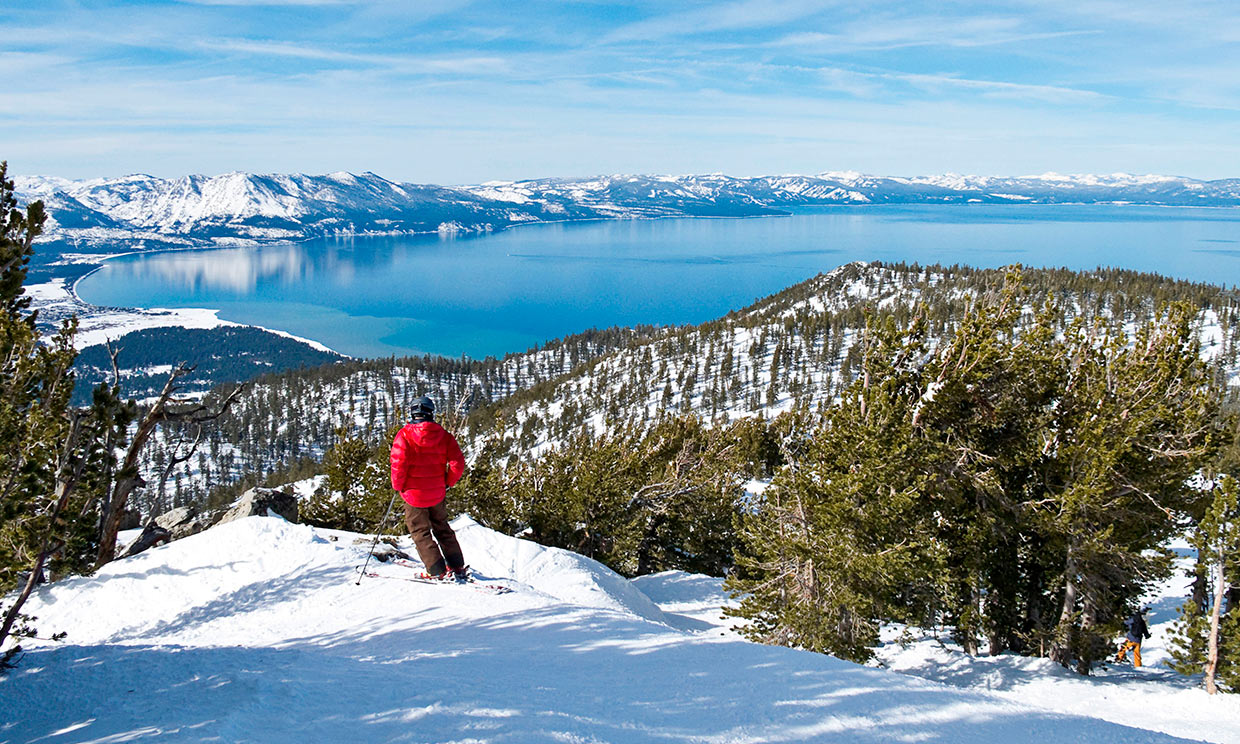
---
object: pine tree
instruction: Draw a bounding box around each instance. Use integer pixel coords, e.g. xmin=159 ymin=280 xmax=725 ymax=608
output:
xmin=727 ymin=274 xmax=1223 ymax=670
xmin=0 ymin=163 xmax=134 ymax=659
xmin=727 ymin=312 xmax=939 ymax=662
xmin=630 ymin=416 xmax=746 ymax=576
xmin=302 ymin=427 xmax=392 ymax=532
xmin=1042 ymin=304 xmax=1220 ymax=673
xmin=1171 ymin=475 xmax=1240 ymax=693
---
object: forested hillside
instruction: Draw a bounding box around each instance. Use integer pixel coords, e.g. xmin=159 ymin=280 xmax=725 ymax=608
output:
xmin=465 ymin=262 xmax=1238 ymax=451
xmin=133 ymin=325 xmax=652 ymax=514
xmin=71 ymin=326 xmax=345 ymax=404
xmin=137 ymin=261 xmax=1240 ymax=518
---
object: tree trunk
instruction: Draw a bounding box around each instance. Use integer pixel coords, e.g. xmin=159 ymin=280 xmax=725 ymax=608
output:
xmin=1075 ymin=587 xmax=1099 ymax=676
xmin=1019 ymin=537 xmax=1047 ymax=656
xmin=95 ymin=369 xmax=244 ymax=568
xmin=1 ymin=422 xmax=85 ymax=651
xmin=956 ymin=578 xmax=980 ymax=656
xmin=96 ymin=472 xmax=146 ymax=568
xmin=1049 ymin=548 xmax=1079 ymax=668
xmin=1205 ymin=559 xmax=1226 ymax=695
xmin=0 ymin=545 xmax=54 ymax=648
xmin=1190 ymin=569 xmax=1209 ymax=616
xmin=987 ymin=628 xmax=1006 ymax=656
xmin=95 ymin=381 xmax=171 ymax=568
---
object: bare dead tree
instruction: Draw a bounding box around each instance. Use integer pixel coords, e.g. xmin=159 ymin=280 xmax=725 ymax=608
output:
xmin=155 ymin=425 xmax=205 ymax=513
xmin=104 ymin=340 xmax=122 ymax=387
xmin=94 ymin=365 xmax=245 ymax=568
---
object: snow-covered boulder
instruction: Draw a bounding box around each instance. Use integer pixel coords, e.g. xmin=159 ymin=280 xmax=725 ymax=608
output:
xmin=118 ymin=523 xmax=172 ymax=558
xmin=453 ymin=515 xmax=677 ymax=624
xmin=218 ymin=486 xmax=298 ymax=526
xmin=154 ymin=504 xmax=217 ymax=540
xmin=151 ymin=487 xmax=297 ymax=543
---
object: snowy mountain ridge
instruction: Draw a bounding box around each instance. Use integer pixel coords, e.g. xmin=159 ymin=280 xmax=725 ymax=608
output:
xmin=16 ymin=169 xmax=1240 ymax=251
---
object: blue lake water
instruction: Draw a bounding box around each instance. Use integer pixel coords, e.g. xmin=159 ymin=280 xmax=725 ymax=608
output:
xmin=76 ymin=205 xmax=1240 ymax=359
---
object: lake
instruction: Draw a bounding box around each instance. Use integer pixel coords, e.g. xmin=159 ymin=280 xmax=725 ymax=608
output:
xmin=76 ymin=205 xmax=1240 ymax=359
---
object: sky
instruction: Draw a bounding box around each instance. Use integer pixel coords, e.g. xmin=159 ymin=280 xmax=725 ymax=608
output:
xmin=2 ymin=0 xmax=1239 ymax=183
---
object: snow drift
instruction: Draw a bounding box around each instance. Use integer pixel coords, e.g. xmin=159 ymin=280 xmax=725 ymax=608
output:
xmin=0 ymin=516 xmax=1212 ymax=742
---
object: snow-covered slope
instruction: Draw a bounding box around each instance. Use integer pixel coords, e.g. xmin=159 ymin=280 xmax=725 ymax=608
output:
xmin=16 ymin=170 xmax=1240 ymax=252
xmin=15 ymin=171 xmax=554 ymax=247
xmin=870 ymin=538 xmax=1240 ymax=744
xmin=3 ymin=515 xmax=1213 ymax=743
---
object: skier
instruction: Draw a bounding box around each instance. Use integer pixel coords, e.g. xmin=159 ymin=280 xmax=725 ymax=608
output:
xmin=390 ymin=395 xmax=468 ymax=581
xmin=1116 ymin=607 xmax=1152 ymax=667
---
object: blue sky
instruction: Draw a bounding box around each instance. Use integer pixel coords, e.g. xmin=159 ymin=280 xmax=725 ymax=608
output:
xmin=3 ymin=0 xmax=1238 ymax=182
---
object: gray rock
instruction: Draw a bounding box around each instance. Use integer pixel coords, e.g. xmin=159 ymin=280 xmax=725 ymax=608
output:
xmin=153 ymin=504 xmax=222 ymax=541
xmin=154 ymin=506 xmax=197 ymax=531
xmin=119 ymin=523 xmax=172 ymax=558
xmin=369 ymin=543 xmax=413 ymax=562
xmin=218 ymin=487 xmax=299 ymax=527
xmin=148 ymin=487 xmax=299 ymax=546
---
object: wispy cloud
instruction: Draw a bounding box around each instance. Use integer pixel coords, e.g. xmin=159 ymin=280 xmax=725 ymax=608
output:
xmin=603 ymin=0 xmax=837 ymax=43
xmin=768 ymin=24 xmax=1101 ymax=53
xmin=874 ymin=69 xmax=1106 ymax=103
xmin=196 ymin=37 xmax=512 ymax=75
xmin=3 ymin=0 xmax=1239 ymax=180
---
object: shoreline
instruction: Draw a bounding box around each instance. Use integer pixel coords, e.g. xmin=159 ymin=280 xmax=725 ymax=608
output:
xmin=41 ymin=266 xmax=348 ymax=357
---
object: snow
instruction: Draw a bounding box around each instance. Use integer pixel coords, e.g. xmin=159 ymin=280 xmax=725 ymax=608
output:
xmin=26 ymin=276 xmax=237 ymax=350
xmin=631 ymin=570 xmax=735 ymax=629
xmin=16 ymin=169 xmax=1240 ymax=259
xmin=24 ymin=277 xmax=342 ymax=355
xmin=742 ymin=478 xmax=770 ymax=497
xmin=287 ymin=475 xmax=327 ymax=502
xmin=115 ymin=528 xmax=143 ymax=550
xmin=4 ymin=514 xmax=1229 ymax=743
xmin=876 ymin=630 xmax=1240 ymax=744
xmin=870 ymin=540 xmax=1240 ymax=744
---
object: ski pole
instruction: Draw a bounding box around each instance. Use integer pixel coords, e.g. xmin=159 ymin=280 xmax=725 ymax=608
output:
xmin=356 ymin=490 xmax=402 ymax=585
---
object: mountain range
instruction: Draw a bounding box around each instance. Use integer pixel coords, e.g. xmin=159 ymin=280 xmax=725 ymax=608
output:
xmin=16 ymin=170 xmax=1240 ymax=251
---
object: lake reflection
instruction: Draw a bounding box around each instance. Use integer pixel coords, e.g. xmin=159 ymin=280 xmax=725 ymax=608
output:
xmin=125 ymin=244 xmax=318 ymax=293
xmin=78 ymin=206 xmax=1240 ymax=358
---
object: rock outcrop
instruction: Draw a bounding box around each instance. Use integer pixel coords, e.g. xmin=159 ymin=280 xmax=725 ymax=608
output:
xmin=144 ymin=487 xmax=299 ymax=548
xmin=218 ymin=487 xmax=298 ymax=526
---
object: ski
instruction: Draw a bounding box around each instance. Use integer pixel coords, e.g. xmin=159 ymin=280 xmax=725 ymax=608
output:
xmin=386 ymin=557 xmax=510 ymax=585
xmin=356 ymin=565 xmax=514 ymax=595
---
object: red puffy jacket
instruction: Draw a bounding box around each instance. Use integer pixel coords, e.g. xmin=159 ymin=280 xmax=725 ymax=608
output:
xmin=390 ymin=421 xmax=466 ymax=508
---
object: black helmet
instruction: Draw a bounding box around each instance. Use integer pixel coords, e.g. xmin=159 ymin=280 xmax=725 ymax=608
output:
xmin=413 ymin=395 xmax=435 ymax=419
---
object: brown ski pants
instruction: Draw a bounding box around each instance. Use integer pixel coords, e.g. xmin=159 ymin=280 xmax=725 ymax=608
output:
xmin=403 ymin=500 xmax=464 ymax=576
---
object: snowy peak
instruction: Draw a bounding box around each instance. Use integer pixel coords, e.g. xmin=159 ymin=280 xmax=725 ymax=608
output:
xmin=14 ymin=169 xmax=1240 ymax=251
